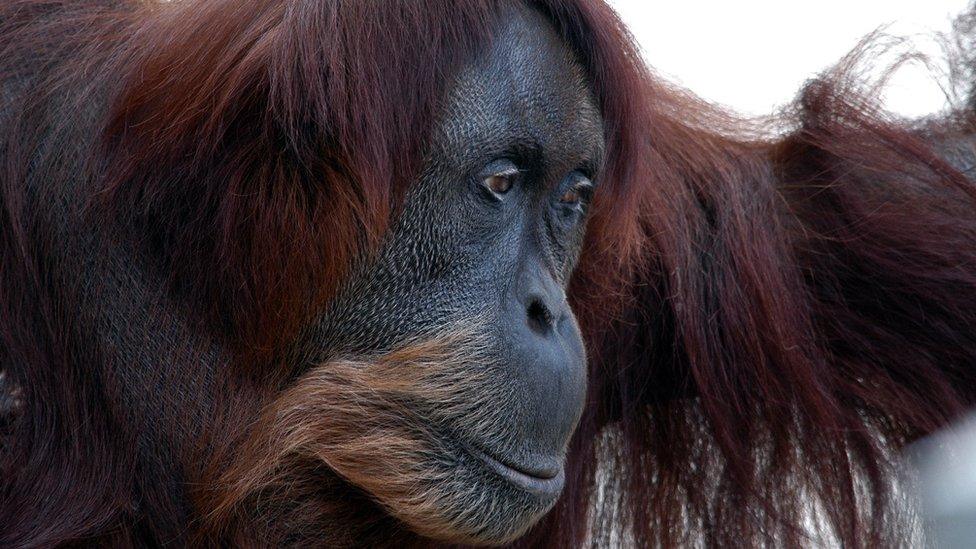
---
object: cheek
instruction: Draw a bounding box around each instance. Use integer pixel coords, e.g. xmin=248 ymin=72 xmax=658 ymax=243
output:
xmin=563 ymin=226 xmax=588 ymax=276
xmin=542 ymin=213 xmax=588 ymax=283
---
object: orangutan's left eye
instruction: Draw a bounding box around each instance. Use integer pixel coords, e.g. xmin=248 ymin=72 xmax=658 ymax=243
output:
xmin=558 ymin=174 xmax=593 ymax=211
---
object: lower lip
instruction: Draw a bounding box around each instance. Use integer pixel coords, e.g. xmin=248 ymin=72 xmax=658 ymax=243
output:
xmin=468 ymin=447 xmax=566 ymax=497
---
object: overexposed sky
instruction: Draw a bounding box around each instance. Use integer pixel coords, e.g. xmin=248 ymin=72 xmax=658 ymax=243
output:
xmin=609 ymin=0 xmax=972 ymax=118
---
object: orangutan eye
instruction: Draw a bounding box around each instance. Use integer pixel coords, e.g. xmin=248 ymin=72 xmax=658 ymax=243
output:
xmin=484 ymin=173 xmax=514 ymax=195
xmin=559 ymin=187 xmax=580 ymax=205
xmin=479 ymin=160 xmax=520 ymax=200
xmin=559 ymin=176 xmax=593 ymax=209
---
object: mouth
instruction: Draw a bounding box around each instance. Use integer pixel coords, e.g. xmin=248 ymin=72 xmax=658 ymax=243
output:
xmin=467 ymin=446 xmax=565 ymax=497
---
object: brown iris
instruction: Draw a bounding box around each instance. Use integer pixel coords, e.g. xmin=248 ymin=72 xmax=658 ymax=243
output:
xmin=560 ymin=180 xmax=592 ymax=207
xmin=483 ymin=173 xmax=515 ymax=195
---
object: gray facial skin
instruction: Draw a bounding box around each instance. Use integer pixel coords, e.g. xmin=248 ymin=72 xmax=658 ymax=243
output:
xmin=304 ymin=6 xmax=606 ymax=490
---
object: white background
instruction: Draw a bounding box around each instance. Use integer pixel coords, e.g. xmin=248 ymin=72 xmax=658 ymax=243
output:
xmin=608 ymin=0 xmax=972 ymax=118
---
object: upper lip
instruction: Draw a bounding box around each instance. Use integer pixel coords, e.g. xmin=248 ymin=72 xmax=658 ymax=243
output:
xmin=467 ymin=445 xmax=565 ymax=497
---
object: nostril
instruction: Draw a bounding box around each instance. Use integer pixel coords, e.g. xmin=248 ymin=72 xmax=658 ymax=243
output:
xmin=526 ymin=298 xmax=554 ymax=335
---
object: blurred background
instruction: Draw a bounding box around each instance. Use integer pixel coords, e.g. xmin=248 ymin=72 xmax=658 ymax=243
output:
xmin=222 ymin=4 xmax=976 ymax=546
xmin=606 ymin=4 xmax=976 ymax=547
xmin=608 ymin=0 xmax=971 ymax=118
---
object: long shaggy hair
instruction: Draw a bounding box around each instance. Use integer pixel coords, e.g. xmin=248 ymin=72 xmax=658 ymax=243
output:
xmin=1 ymin=0 xmax=976 ymax=547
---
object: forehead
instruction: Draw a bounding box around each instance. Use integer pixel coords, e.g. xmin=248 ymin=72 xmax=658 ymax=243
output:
xmin=431 ymin=7 xmax=605 ymax=174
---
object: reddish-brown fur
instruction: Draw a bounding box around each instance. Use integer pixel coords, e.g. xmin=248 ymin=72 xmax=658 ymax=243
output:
xmin=201 ymin=328 xmax=540 ymax=546
xmin=2 ymin=0 xmax=976 ymax=547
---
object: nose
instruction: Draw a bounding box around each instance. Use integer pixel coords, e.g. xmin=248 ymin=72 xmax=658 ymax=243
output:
xmin=523 ymin=275 xmax=567 ymax=336
xmin=499 ymin=261 xmax=587 ymax=456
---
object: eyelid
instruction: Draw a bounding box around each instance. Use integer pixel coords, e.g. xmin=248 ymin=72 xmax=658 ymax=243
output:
xmin=570 ymin=173 xmax=594 ymax=197
xmin=478 ymin=160 xmax=522 ymax=200
xmin=573 ymin=179 xmax=594 ymax=192
xmin=495 ymin=166 xmax=521 ymax=177
xmin=576 ymin=159 xmax=599 ymax=180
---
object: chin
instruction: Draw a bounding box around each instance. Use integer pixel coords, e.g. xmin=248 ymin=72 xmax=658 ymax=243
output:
xmin=202 ymin=330 xmax=579 ymax=546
